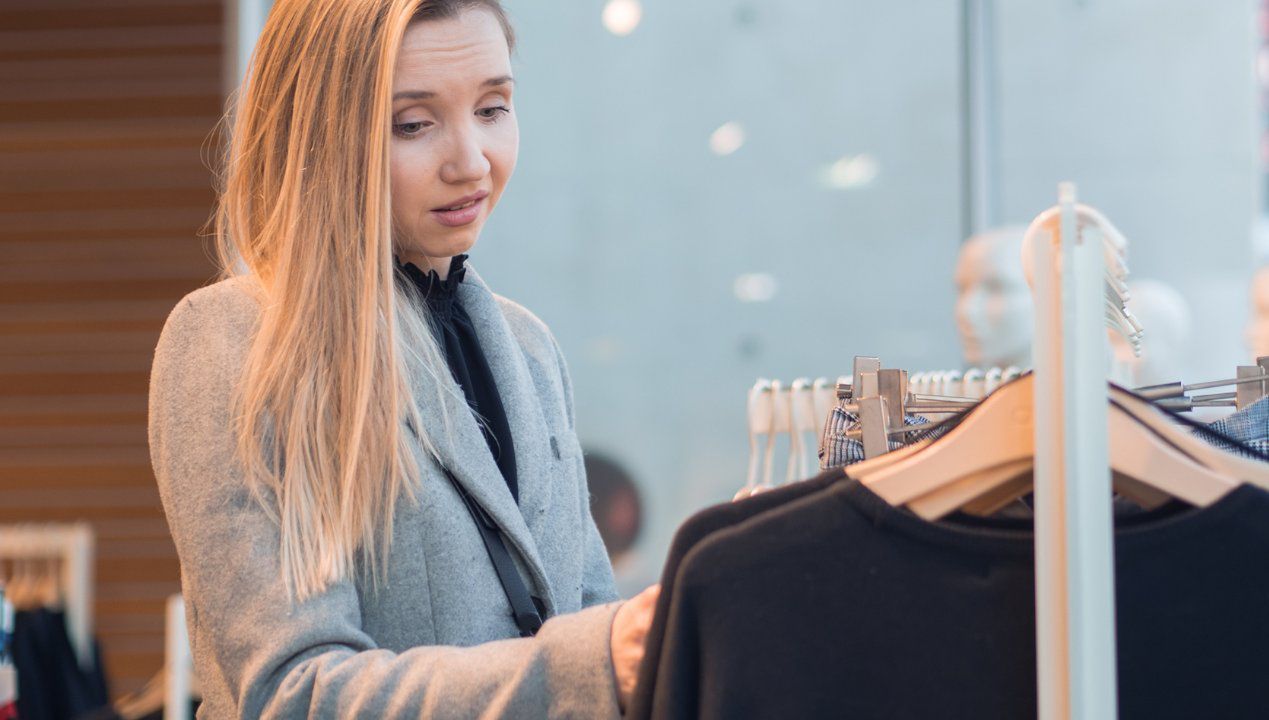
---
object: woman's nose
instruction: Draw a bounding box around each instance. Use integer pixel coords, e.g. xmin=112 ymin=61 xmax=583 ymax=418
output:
xmin=439 ymin=127 xmax=491 ymax=184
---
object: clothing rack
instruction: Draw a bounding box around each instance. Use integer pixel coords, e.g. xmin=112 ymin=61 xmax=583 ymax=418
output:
xmin=740 ymin=183 xmax=1127 ymax=717
xmin=0 ymin=523 xmax=95 ymax=669
xmin=1027 ymin=182 xmax=1117 ymax=718
xmin=109 ymin=595 xmax=196 ymax=720
xmin=166 ymin=593 xmax=193 ymax=720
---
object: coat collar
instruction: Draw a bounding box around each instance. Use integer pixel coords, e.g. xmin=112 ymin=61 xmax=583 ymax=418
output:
xmin=406 ymin=262 xmax=558 ymax=611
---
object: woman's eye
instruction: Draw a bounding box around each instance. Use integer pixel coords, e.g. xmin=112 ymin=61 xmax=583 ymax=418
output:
xmin=393 ymin=121 xmax=429 ymax=137
xmin=478 ymin=106 xmax=511 ymax=121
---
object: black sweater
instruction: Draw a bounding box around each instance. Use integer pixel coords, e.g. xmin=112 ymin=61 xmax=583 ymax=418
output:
xmin=642 ymin=478 xmax=1269 ymax=719
xmin=395 ymin=253 xmax=519 ymax=502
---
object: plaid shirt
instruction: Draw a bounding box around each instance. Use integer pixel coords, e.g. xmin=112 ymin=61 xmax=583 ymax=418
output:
xmin=818 ymin=404 xmax=937 ymax=469
xmin=820 ymin=392 xmax=1269 ymax=472
xmin=1204 ymin=397 xmax=1269 ymax=458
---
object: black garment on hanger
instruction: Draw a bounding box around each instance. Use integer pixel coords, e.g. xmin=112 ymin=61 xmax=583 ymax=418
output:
xmin=626 ymin=468 xmax=846 ymax=720
xmin=641 ymin=477 xmax=1269 ymax=720
xmin=396 ymin=253 xmax=519 ymax=502
xmin=11 ymin=607 xmax=111 ymax=720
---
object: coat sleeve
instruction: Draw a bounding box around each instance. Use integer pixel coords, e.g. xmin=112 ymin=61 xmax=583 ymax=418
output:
xmin=546 ymin=326 xmax=621 ymax=607
xmin=148 ymin=290 xmax=622 ymax=720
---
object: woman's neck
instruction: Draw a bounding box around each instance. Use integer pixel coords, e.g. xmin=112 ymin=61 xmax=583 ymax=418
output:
xmin=398 ymin=253 xmax=453 ymax=280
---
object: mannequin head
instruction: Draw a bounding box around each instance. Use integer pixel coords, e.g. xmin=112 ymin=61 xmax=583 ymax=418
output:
xmin=1116 ymin=279 xmax=1192 ymax=386
xmin=954 ymin=226 xmax=1033 ymax=369
xmin=1246 ymin=265 xmax=1269 ymax=359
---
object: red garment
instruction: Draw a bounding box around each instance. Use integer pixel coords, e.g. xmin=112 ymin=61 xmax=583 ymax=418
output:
xmin=0 ymin=699 xmax=19 ymax=720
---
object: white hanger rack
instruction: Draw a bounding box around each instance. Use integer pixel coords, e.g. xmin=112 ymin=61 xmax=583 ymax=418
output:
xmin=0 ymin=522 xmax=95 ymax=669
xmin=166 ymin=593 xmax=194 ymax=720
xmin=1026 ymin=182 xmax=1118 ymax=718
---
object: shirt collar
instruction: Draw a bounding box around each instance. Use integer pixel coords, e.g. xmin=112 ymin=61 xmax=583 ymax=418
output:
xmin=394 ymin=253 xmax=469 ymax=305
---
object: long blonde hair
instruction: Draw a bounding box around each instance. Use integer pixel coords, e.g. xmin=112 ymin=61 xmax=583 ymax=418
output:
xmin=207 ymin=0 xmax=516 ymax=601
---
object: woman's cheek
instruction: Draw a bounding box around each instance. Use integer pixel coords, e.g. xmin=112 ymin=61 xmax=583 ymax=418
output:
xmin=492 ymin=135 xmax=518 ymax=183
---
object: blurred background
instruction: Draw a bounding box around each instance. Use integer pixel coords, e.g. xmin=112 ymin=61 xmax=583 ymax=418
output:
xmin=1 ymin=0 xmax=1265 ymax=704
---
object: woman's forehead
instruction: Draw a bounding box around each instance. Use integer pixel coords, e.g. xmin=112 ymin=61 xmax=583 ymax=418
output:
xmin=394 ymin=10 xmax=510 ymax=92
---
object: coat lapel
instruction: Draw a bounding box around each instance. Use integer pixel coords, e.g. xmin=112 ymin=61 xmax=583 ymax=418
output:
xmin=405 ymin=264 xmax=557 ymax=611
xmin=457 ymin=267 xmax=555 ymax=522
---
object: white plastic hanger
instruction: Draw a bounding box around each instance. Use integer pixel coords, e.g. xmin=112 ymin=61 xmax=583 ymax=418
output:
xmin=783 ymin=382 xmax=802 ymax=483
xmin=909 ymin=372 xmax=926 ymax=396
xmin=754 ymin=380 xmax=786 ymax=494
xmin=944 ymin=370 xmax=964 ymax=399
xmin=739 ymin=379 xmax=773 ymax=500
xmin=811 ymin=377 xmax=834 ymax=436
xmin=791 ymin=378 xmax=818 ymax=479
xmin=983 ymin=367 xmax=1003 ymax=395
xmin=962 ymin=368 xmax=985 ymax=399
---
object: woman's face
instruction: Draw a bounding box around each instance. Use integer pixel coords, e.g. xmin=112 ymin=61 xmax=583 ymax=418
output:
xmin=390 ymin=8 xmax=518 ymax=266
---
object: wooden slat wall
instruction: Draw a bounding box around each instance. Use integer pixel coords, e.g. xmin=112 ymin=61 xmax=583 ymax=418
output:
xmin=0 ymin=0 xmax=224 ymax=698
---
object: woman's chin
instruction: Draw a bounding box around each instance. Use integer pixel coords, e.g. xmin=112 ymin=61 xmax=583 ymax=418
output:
xmin=400 ymin=233 xmax=479 ymax=260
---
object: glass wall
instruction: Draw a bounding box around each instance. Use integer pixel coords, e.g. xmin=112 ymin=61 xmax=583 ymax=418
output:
xmin=461 ymin=0 xmax=1259 ymax=591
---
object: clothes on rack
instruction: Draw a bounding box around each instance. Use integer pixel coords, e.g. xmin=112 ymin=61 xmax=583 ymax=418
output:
xmin=0 ymin=666 xmax=15 ymax=720
xmin=1204 ymin=396 xmax=1269 ymax=457
xmin=818 ymin=403 xmax=962 ymax=470
xmin=817 ymin=406 xmax=930 ymax=469
xmin=635 ymin=477 xmax=1269 ymax=719
xmin=625 ymin=468 xmax=846 ymax=720
xmin=11 ymin=607 xmax=111 ymax=720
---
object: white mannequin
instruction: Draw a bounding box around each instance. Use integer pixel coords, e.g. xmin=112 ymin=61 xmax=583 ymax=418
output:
xmin=954 ymin=226 xmax=1033 ymax=369
xmin=1110 ymin=279 xmax=1192 ymax=387
xmin=1245 ymin=265 xmax=1269 ymax=359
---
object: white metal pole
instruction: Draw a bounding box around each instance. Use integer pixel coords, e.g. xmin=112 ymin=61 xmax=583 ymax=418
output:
xmin=64 ymin=524 xmax=94 ymax=670
xmin=1032 ymin=194 xmax=1066 ymax=719
xmin=960 ymin=0 xmax=997 ymax=237
xmin=1032 ymin=183 xmax=1119 ymax=719
xmin=1063 ymin=188 xmax=1119 ymax=718
xmin=165 ymin=594 xmax=193 ymax=720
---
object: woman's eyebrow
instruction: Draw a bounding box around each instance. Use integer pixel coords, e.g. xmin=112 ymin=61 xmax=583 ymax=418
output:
xmin=393 ymin=76 xmax=515 ymax=101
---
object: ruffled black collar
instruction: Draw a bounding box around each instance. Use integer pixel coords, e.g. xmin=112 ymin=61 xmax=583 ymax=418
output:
xmin=394 ymin=253 xmax=469 ymax=309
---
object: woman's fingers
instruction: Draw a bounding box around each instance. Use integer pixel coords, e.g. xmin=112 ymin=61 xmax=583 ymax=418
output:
xmin=611 ymin=583 xmax=662 ymax=713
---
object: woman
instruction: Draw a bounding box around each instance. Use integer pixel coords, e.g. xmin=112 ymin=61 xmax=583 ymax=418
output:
xmin=147 ymin=0 xmax=658 ymax=716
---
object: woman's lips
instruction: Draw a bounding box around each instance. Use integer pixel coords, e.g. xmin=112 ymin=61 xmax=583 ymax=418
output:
xmin=430 ymin=196 xmax=484 ymax=227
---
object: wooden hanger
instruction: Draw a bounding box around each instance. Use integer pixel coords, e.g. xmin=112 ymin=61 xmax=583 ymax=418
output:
xmin=1109 ymin=385 xmax=1269 ymax=487
xmin=851 ymin=375 xmax=1239 ymax=521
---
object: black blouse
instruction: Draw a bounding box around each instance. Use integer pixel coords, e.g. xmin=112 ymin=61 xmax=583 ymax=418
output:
xmin=395 ymin=253 xmax=520 ymax=503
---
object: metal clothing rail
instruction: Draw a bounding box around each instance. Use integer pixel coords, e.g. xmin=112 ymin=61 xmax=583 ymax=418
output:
xmin=0 ymin=522 xmax=95 ymax=669
xmin=166 ymin=593 xmax=194 ymax=720
xmin=1027 ymin=183 xmax=1118 ymax=719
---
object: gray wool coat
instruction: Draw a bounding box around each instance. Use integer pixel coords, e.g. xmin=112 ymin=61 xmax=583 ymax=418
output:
xmin=147 ymin=265 xmax=623 ymax=719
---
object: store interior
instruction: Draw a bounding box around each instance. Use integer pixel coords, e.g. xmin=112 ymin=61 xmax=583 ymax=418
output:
xmin=3 ymin=0 xmax=1269 ymax=717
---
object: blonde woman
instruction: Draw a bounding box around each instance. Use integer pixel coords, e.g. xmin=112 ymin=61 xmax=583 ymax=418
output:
xmin=147 ymin=0 xmax=658 ymax=716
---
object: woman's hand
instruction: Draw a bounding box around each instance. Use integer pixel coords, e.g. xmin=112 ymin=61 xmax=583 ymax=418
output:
xmin=610 ymin=583 xmax=660 ymax=713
